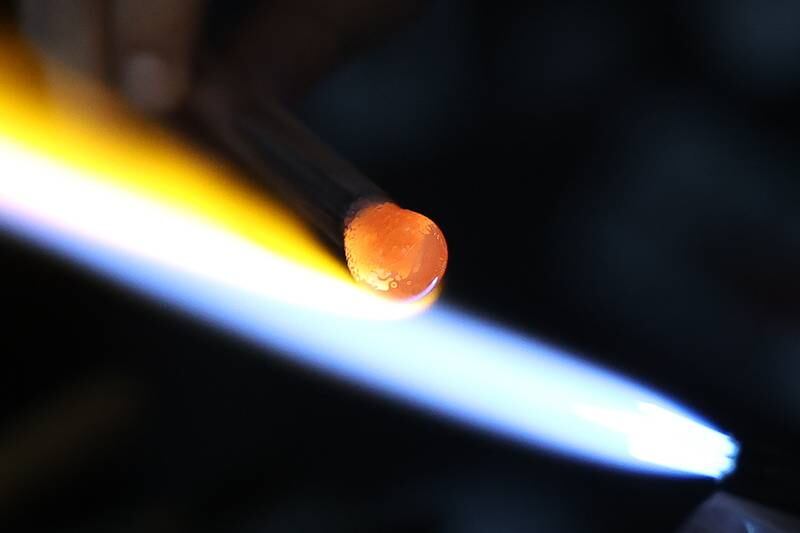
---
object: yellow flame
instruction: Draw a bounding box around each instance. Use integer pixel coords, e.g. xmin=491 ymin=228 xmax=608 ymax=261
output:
xmin=0 ymin=32 xmax=346 ymax=276
xmin=0 ymin=31 xmax=438 ymax=313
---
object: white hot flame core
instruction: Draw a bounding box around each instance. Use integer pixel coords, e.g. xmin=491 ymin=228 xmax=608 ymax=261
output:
xmin=0 ymin=139 xmax=738 ymax=479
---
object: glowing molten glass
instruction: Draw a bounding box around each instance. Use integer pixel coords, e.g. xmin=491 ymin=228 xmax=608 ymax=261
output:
xmin=344 ymin=202 xmax=448 ymax=300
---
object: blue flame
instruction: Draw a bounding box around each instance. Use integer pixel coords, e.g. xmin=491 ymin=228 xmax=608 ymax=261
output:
xmin=0 ymin=139 xmax=738 ymax=479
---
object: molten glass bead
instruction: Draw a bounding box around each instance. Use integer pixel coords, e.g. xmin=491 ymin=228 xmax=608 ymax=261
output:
xmin=344 ymin=202 xmax=448 ymax=301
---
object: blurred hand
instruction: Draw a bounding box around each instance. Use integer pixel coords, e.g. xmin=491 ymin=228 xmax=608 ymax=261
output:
xmin=678 ymin=492 xmax=800 ymax=533
xmin=19 ymin=0 xmax=424 ymax=113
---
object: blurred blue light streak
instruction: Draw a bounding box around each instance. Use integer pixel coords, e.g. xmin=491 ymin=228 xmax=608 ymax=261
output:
xmin=0 ymin=139 xmax=738 ymax=479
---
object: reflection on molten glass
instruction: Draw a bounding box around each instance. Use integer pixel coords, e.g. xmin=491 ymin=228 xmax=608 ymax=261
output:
xmin=345 ymin=202 xmax=448 ymax=301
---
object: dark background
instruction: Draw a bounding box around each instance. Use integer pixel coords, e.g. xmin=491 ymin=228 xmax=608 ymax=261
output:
xmin=2 ymin=1 xmax=799 ymax=531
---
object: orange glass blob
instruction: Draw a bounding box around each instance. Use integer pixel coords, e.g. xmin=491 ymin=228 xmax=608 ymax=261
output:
xmin=344 ymin=202 xmax=448 ymax=301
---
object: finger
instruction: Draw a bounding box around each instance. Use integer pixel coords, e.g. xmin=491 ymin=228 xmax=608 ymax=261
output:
xmin=112 ymin=0 xmax=205 ymax=113
xmin=229 ymin=0 xmax=427 ymax=100
xmin=18 ymin=0 xmax=108 ymax=78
